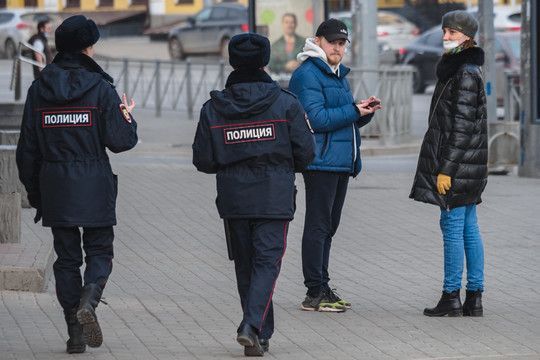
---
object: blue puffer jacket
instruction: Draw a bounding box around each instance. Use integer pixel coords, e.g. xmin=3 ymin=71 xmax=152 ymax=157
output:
xmin=289 ymin=57 xmax=373 ymax=177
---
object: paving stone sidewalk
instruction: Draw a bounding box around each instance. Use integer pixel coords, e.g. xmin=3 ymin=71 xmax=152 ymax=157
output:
xmin=1 ymin=110 xmax=539 ymax=360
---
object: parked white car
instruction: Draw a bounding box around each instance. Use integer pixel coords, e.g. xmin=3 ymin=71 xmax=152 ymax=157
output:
xmin=468 ymin=5 xmax=521 ymax=32
xmin=331 ymin=10 xmax=420 ymax=50
xmin=0 ymin=9 xmax=61 ymax=59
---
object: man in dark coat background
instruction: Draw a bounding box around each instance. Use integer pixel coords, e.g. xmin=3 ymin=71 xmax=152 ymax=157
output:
xmin=16 ymin=15 xmax=138 ymax=353
xmin=193 ymin=33 xmax=314 ymax=357
xmin=28 ymin=18 xmax=53 ymax=79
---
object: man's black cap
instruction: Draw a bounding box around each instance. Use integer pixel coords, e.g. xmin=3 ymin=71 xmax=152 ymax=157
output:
xmin=55 ymin=15 xmax=100 ymax=53
xmin=316 ymin=18 xmax=349 ymax=42
xmin=228 ymin=33 xmax=270 ymax=69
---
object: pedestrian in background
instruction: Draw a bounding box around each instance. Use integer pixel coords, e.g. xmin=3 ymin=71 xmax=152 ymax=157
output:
xmin=288 ymin=18 xmax=382 ymax=313
xmin=269 ymin=13 xmax=305 ymax=74
xmin=28 ymin=18 xmax=53 ymax=79
xmin=17 ymin=15 xmax=138 ymax=353
xmin=193 ymin=33 xmax=314 ymax=356
xmin=410 ymin=10 xmax=488 ymax=317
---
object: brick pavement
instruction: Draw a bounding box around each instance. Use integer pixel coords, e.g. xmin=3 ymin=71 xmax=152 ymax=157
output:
xmin=1 ymin=109 xmax=539 ymax=360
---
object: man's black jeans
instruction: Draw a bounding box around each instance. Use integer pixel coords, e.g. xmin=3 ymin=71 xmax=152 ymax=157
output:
xmin=301 ymin=171 xmax=349 ymax=297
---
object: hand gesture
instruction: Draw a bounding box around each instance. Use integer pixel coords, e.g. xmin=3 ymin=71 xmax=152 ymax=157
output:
xmin=122 ymin=93 xmax=136 ymax=113
xmin=356 ymin=96 xmax=382 ymax=116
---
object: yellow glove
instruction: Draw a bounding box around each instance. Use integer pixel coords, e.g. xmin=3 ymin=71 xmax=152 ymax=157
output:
xmin=437 ymin=173 xmax=452 ymax=195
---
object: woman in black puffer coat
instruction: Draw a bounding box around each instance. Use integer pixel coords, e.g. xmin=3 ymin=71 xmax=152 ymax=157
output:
xmin=410 ymin=10 xmax=487 ymax=318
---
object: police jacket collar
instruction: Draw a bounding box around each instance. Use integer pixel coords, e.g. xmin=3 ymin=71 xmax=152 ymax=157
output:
xmin=211 ymin=69 xmax=281 ymax=119
xmin=53 ymin=52 xmax=114 ymax=84
xmin=225 ymin=68 xmax=273 ymax=88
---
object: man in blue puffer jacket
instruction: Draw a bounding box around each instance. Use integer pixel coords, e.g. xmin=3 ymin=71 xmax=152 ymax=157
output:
xmin=289 ymin=18 xmax=382 ymax=312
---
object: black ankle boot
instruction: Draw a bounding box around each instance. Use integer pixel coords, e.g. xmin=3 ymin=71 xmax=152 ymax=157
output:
xmin=64 ymin=308 xmax=86 ymax=354
xmin=259 ymin=339 xmax=269 ymax=353
xmin=424 ymin=290 xmax=463 ymax=317
xmin=463 ymin=290 xmax=483 ymax=317
xmin=77 ymin=283 xmax=103 ymax=348
xmin=237 ymin=323 xmax=264 ymax=357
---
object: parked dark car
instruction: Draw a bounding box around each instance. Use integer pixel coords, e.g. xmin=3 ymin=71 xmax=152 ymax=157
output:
xmin=398 ymin=26 xmax=520 ymax=100
xmin=168 ymin=3 xmax=248 ymax=60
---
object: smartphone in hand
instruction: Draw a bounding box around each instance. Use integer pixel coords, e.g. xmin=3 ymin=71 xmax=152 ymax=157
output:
xmin=368 ymin=100 xmax=381 ymax=108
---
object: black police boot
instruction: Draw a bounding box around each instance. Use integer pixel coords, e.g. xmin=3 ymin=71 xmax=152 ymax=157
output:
xmin=463 ymin=290 xmax=483 ymax=317
xmin=423 ymin=290 xmax=463 ymax=317
xmin=77 ymin=283 xmax=103 ymax=348
xmin=259 ymin=339 xmax=269 ymax=353
xmin=237 ymin=323 xmax=264 ymax=357
xmin=64 ymin=308 xmax=86 ymax=354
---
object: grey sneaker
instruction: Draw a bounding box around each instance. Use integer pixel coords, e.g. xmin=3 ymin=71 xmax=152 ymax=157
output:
xmin=326 ymin=288 xmax=352 ymax=309
xmin=301 ymin=291 xmax=346 ymax=312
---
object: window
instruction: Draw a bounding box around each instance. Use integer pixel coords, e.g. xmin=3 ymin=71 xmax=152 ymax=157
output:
xmin=210 ymin=7 xmax=227 ymax=20
xmin=99 ymin=0 xmax=113 ymax=7
xmin=0 ymin=12 xmax=14 ymax=23
xmin=195 ymin=8 xmax=211 ymax=22
xmin=65 ymin=0 xmax=80 ymax=8
xmin=508 ymin=13 xmax=521 ymax=23
xmin=227 ymin=8 xmax=246 ymax=20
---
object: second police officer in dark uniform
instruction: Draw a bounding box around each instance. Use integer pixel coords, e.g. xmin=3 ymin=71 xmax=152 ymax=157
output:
xmin=16 ymin=15 xmax=138 ymax=354
xmin=193 ymin=33 xmax=315 ymax=356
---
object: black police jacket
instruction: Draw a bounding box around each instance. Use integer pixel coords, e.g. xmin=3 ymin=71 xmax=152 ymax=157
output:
xmin=193 ymin=69 xmax=315 ymax=220
xmin=410 ymin=47 xmax=488 ymax=209
xmin=16 ymin=52 xmax=138 ymax=227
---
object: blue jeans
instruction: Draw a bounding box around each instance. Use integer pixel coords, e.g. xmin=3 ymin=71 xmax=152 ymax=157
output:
xmin=439 ymin=204 xmax=484 ymax=293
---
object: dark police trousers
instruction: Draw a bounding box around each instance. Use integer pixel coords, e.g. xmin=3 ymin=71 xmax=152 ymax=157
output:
xmin=229 ymin=219 xmax=288 ymax=339
xmin=52 ymin=226 xmax=114 ymax=310
xmin=301 ymin=171 xmax=349 ymax=297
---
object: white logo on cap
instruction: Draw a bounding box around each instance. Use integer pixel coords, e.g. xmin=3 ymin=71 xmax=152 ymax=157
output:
xmin=340 ymin=29 xmax=347 ymax=34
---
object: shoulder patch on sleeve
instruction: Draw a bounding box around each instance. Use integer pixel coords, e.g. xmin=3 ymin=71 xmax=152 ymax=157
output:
xmin=119 ymin=104 xmax=131 ymax=123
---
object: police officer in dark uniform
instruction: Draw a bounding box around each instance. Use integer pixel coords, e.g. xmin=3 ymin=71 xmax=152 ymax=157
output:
xmin=16 ymin=15 xmax=138 ymax=354
xmin=193 ymin=33 xmax=315 ymax=357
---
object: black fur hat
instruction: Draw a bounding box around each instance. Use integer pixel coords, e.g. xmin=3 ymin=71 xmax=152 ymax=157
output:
xmin=55 ymin=15 xmax=100 ymax=53
xmin=228 ymin=33 xmax=270 ymax=69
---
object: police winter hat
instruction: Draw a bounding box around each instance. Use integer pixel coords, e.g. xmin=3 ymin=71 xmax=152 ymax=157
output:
xmin=442 ymin=10 xmax=479 ymax=38
xmin=316 ymin=18 xmax=349 ymax=42
xmin=228 ymin=33 xmax=270 ymax=69
xmin=55 ymin=15 xmax=100 ymax=53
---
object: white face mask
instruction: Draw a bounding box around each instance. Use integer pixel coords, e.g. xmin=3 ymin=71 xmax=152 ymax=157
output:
xmin=443 ymin=40 xmax=461 ymax=51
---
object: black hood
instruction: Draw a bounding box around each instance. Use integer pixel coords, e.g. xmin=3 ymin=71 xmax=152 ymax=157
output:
xmin=38 ymin=52 xmax=113 ymax=104
xmin=436 ymin=47 xmax=485 ymax=82
xmin=210 ymin=68 xmax=281 ymax=119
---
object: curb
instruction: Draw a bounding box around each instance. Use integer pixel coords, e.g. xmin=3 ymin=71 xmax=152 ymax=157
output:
xmin=362 ymin=142 xmax=421 ymax=156
xmin=0 ymin=241 xmax=55 ymax=292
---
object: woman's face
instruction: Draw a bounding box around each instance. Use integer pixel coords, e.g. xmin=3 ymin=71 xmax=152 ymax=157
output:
xmin=443 ymin=27 xmax=470 ymax=44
